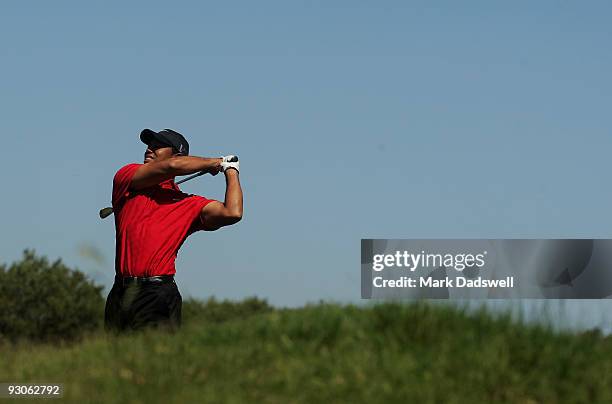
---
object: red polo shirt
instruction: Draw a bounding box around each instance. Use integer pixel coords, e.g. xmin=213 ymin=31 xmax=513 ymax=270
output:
xmin=112 ymin=163 xmax=216 ymax=277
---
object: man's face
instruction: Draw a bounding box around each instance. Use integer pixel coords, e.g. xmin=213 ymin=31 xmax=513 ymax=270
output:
xmin=144 ymin=140 xmax=174 ymax=163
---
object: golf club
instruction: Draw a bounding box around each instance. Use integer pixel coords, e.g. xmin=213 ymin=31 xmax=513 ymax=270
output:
xmin=99 ymin=156 xmax=238 ymax=219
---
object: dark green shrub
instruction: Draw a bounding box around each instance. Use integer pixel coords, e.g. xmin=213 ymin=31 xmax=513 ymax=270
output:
xmin=0 ymin=250 xmax=104 ymax=342
xmin=182 ymin=296 xmax=273 ymax=324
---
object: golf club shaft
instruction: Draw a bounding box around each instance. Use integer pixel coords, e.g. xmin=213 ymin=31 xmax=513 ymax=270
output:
xmin=176 ymin=170 xmax=206 ymax=185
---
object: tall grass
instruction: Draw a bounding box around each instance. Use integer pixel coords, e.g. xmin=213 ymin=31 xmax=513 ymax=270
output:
xmin=1 ymin=299 xmax=611 ymax=403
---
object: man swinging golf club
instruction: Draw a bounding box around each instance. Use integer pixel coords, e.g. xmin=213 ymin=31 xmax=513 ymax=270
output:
xmin=104 ymin=128 xmax=242 ymax=332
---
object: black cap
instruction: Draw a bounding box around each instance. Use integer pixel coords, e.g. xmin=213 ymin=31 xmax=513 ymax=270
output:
xmin=140 ymin=129 xmax=189 ymax=156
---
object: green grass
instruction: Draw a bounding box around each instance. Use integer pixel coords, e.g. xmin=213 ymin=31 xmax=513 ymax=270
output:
xmin=1 ymin=300 xmax=612 ymax=403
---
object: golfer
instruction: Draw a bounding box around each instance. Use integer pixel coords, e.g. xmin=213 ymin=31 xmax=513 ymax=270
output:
xmin=104 ymin=128 xmax=242 ymax=332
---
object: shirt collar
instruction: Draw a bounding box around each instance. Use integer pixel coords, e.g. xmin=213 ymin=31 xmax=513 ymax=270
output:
xmin=159 ymin=178 xmax=179 ymax=191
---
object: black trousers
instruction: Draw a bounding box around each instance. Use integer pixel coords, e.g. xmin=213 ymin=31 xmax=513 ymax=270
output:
xmin=104 ymin=278 xmax=182 ymax=332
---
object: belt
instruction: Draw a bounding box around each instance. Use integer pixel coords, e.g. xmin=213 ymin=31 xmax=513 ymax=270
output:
xmin=115 ymin=275 xmax=175 ymax=287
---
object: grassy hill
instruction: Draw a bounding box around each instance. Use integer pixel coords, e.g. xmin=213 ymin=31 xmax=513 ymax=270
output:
xmin=1 ymin=299 xmax=611 ymax=403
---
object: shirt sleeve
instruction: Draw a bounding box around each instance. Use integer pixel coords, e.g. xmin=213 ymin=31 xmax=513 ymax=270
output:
xmin=112 ymin=164 xmax=141 ymax=208
xmin=187 ymin=196 xmax=219 ymax=233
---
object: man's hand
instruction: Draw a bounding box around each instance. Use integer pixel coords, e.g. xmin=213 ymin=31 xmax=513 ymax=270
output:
xmin=206 ymin=161 xmax=223 ymax=176
xmin=220 ymin=155 xmax=239 ymax=173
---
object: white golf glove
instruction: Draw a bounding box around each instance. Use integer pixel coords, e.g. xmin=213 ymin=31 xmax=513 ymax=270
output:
xmin=220 ymin=155 xmax=239 ymax=173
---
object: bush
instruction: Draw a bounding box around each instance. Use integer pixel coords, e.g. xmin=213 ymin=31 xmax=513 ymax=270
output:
xmin=182 ymin=296 xmax=273 ymax=324
xmin=0 ymin=250 xmax=104 ymax=342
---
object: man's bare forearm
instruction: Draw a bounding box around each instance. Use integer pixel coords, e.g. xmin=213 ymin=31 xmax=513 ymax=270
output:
xmin=224 ymin=170 xmax=243 ymax=219
xmin=168 ymin=156 xmax=222 ymax=176
xmin=198 ymin=167 xmax=243 ymax=228
xmin=131 ymin=155 xmax=224 ymax=191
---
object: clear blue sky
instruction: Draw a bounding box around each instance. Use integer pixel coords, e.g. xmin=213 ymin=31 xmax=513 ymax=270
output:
xmin=1 ymin=2 xmax=611 ymax=306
